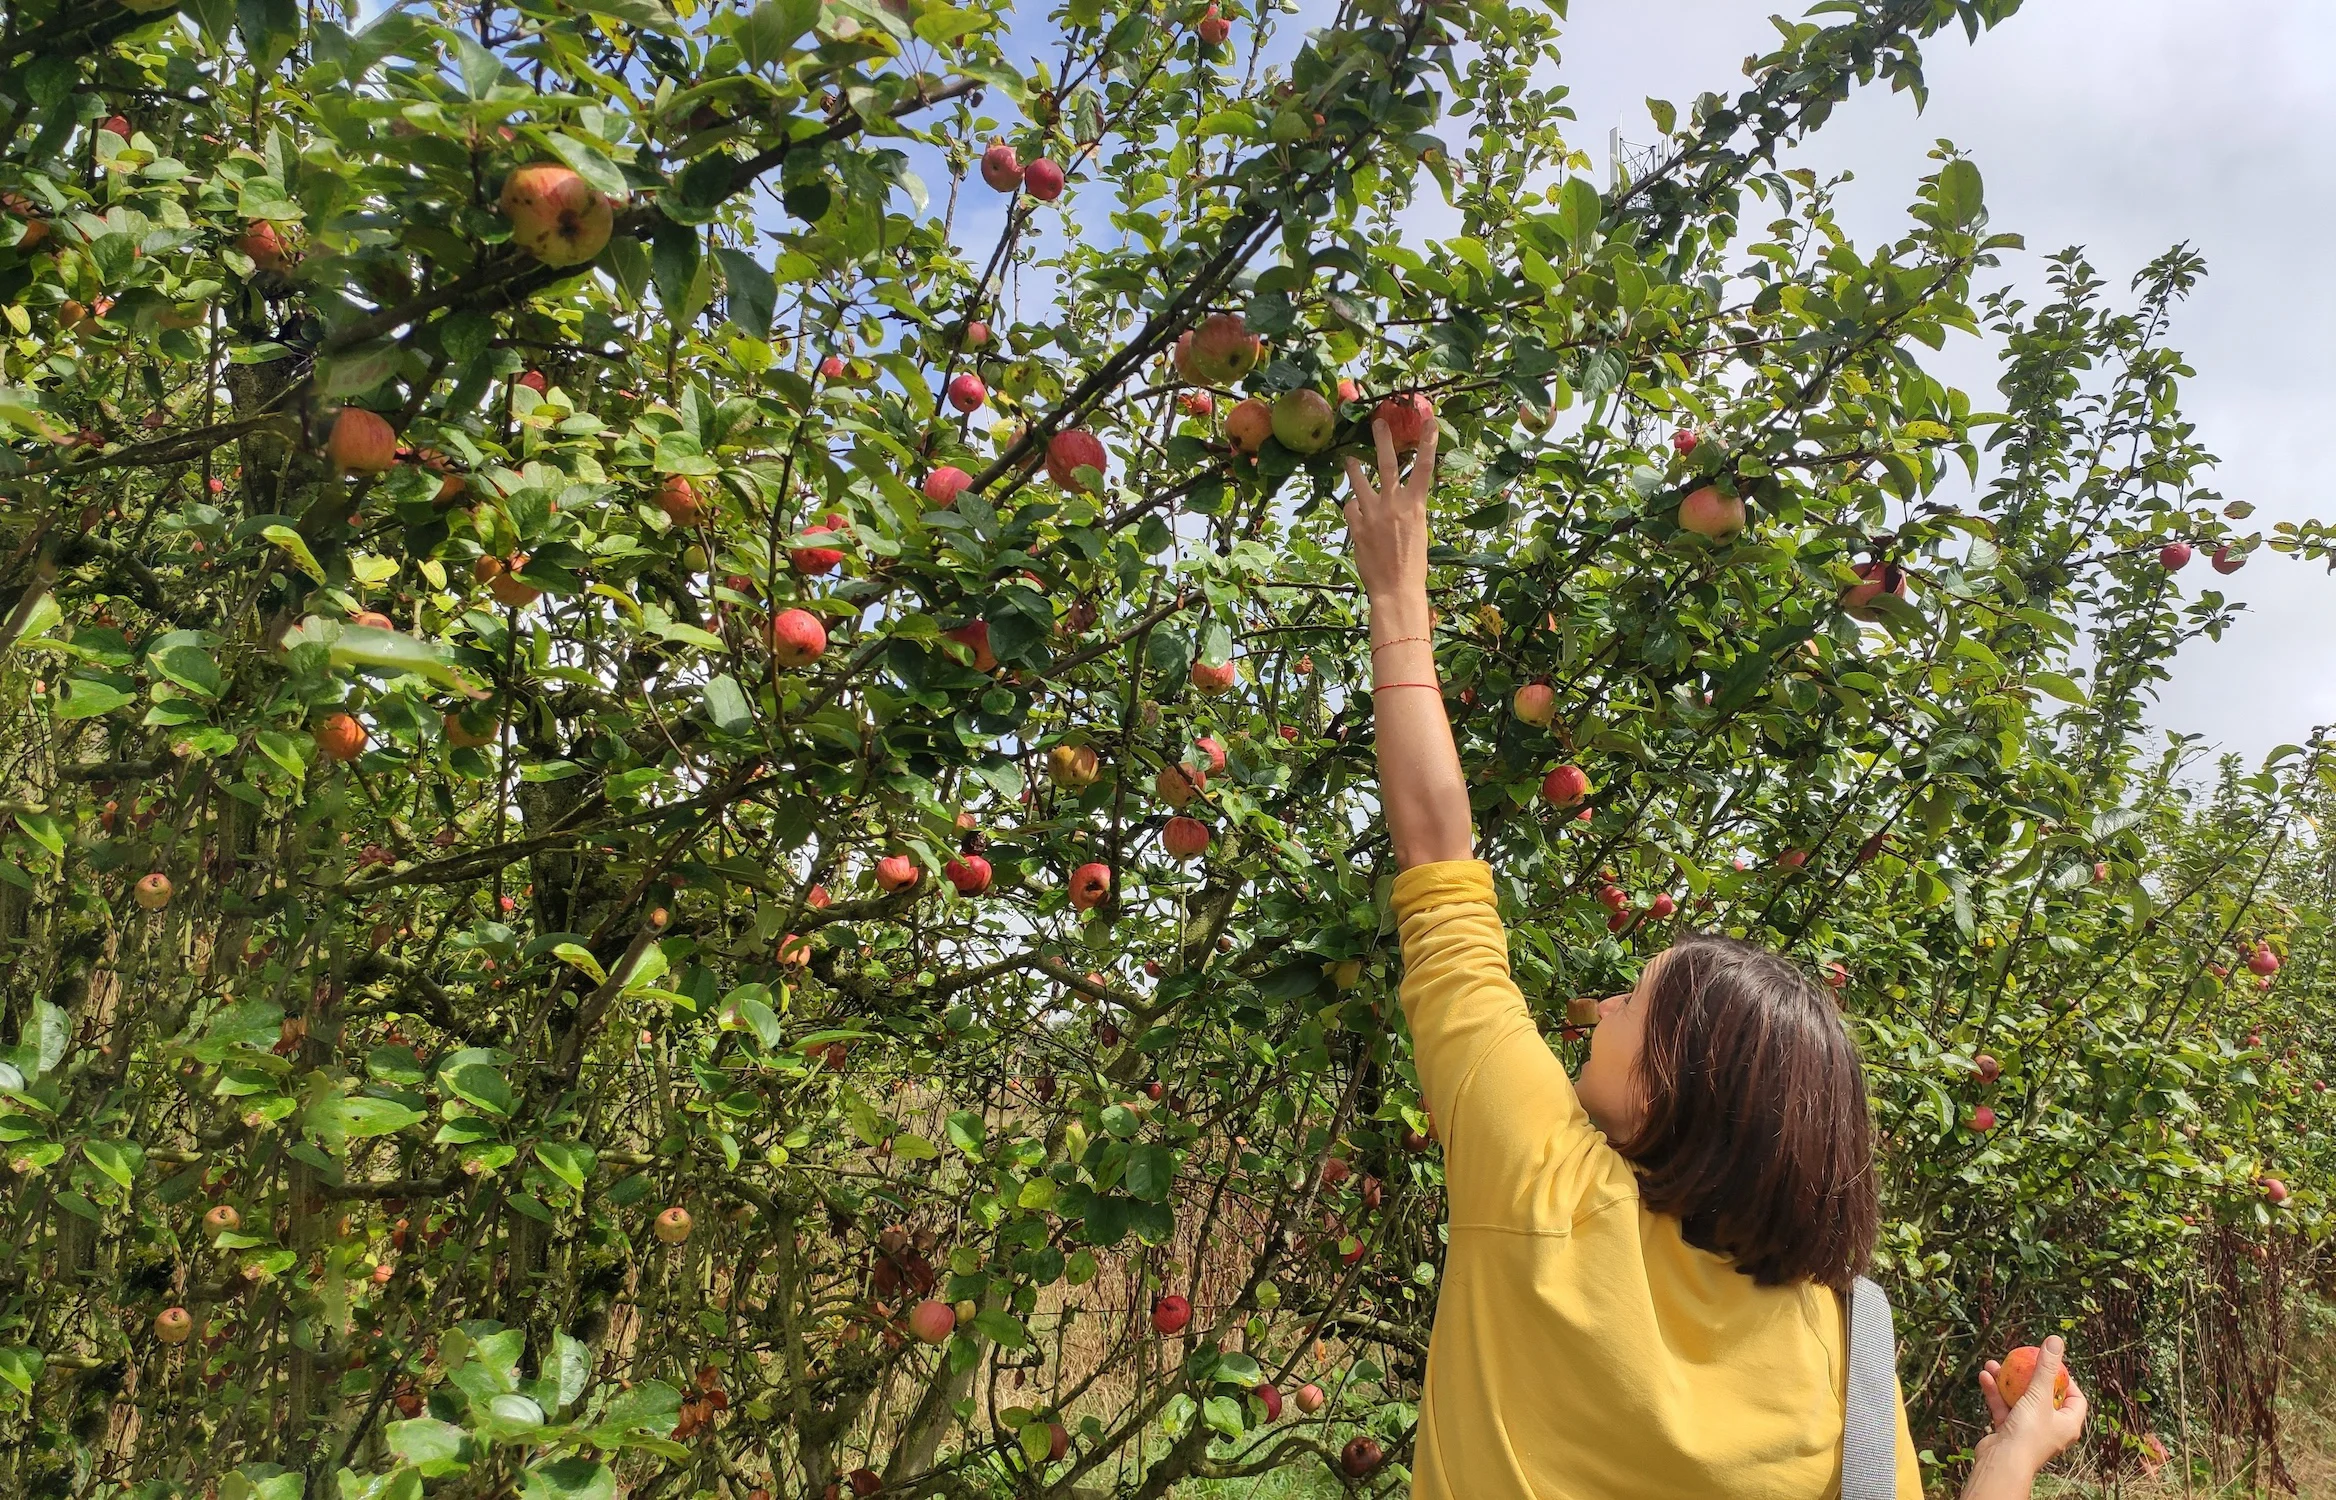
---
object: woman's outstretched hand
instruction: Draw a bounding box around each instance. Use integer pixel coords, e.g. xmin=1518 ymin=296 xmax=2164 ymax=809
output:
xmin=1343 ymin=418 xmax=1439 ymax=607
xmin=1962 ymin=1337 xmax=2089 ymax=1500
xmin=1346 ymin=416 xmax=1470 ymax=869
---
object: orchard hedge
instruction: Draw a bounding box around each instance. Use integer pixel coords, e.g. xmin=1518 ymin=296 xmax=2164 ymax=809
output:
xmin=1 ymin=0 xmax=2333 ymax=1495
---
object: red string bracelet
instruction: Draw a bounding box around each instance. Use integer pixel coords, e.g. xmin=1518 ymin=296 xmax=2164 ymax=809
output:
xmin=1369 ymin=635 xmax=1431 ymax=654
xmin=1372 ymin=681 xmax=1442 ymax=692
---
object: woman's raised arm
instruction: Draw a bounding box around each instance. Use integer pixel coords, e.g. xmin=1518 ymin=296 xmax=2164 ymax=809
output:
xmin=1346 ymin=417 xmax=1469 ymax=869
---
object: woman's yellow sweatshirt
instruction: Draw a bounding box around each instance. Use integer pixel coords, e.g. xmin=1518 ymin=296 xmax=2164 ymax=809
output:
xmin=1394 ymin=860 xmax=1922 ymax=1499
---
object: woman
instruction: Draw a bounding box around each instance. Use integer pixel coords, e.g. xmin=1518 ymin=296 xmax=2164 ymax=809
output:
xmin=1344 ymin=419 xmax=2089 ymax=1499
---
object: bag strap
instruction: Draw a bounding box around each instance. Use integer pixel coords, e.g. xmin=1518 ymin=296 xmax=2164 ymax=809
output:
xmin=1841 ymin=1275 xmax=1898 ymax=1500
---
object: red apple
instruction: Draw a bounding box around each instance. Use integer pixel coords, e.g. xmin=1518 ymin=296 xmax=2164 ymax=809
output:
xmin=1197 ymin=4 xmax=1230 ymax=44
xmin=1022 ymin=158 xmax=1065 ymax=202
xmin=1045 ymin=429 xmax=1109 ymax=492
xmin=1178 ymin=390 xmax=1214 ymax=417
xmin=2159 ymin=541 xmax=2192 ymax=571
xmin=1341 ymin=1437 xmax=1383 ymax=1478
xmin=1319 ymin=1156 xmax=1350 ymax=1187
xmin=2211 ymin=544 xmax=2245 ymax=574
xmin=1968 ymin=1105 xmax=1997 ymax=1132
xmin=315 ymin=712 xmax=368 ymax=763
xmin=946 ymin=372 xmax=987 ymax=412
xmin=327 ymin=408 xmax=397 ymax=473
xmin=1372 ymin=392 xmax=1435 ymax=453
xmin=1647 ymin=892 xmax=1676 ymax=920
xmin=204 ymin=1204 xmax=240 ymax=1235
xmin=769 ymin=608 xmax=829 ymax=667
xmin=963 ymin=320 xmax=991 ymax=348
xmin=1046 ymin=1421 xmax=1069 ymax=1461
xmin=1511 ymin=682 xmax=1556 ymax=726
xmin=1270 ymin=388 xmax=1335 ymax=453
xmin=1068 ymin=862 xmax=1111 ymax=910
xmin=1777 ymin=849 xmax=1808 ymax=869
xmin=237 ymin=220 xmax=286 ymax=267
xmin=154 ymin=1307 xmax=193 ymax=1344
xmin=1540 ymin=764 xmax=1590 ymax=808
xmin=1842 ymin=560 xmax=1907 ymax=620
xmin=1162 ymin=816 xmax=1211 ymax=860
xmin=1196 ymin=736 xmax=1227 ymax=773
xmin=979 ymin=142 xmax=1021 ymax=191
xmin=1995 ymin=1346 xmax=2069 ymax=1408
xmin=654 ymin=1206 xmax=693 ymax=1244
xmin=1973 ymin=1053 xmax=2001 ymax=1083
xmin=908 ymin=1299 xmax=956 ymax=1344
xmin=1156 ymin=763 xmax=1206 ymax=807
xmin=1151 ymin=1295 xmax=1191 ymax=1335
xmin=923 ymin=466 xmax=971 ymax=507
xmin=944 ymin=620 xmax=996 ymax=672
xmin=847 ymin=1470 xmax=880 ymax=1497
xmin=819 ymin=355 xmax=848 ymax=379
xmin=1190 ymin=659 xmax=1237 ymax=695
xmin=1671 ymin=429 xmax=1698 ymax=455
xmin=1226 ymin=397 xmax=1274 ymax=454
xmin=791 ymin=516 xmax=847 ymax=575
xmin=1596 ymin=883 xmax=1629 ymax=913
xmin=101 ymin=115 xmax=133 ymax=139
xmin=134 ymin=872 xmax=174 ymax=911
xmin=2248 ymin=944 xmax=2281 ymax=976
xmin=875 ymin=855 xmax=920 ymax=893
xmin=1677 ymin=486 xmax=1745 ymax=541
xmin=498 ymin=162 xmax=613 ymax=267
xmin=656 ymin=474 xmax=705 ymax=526
xmin=945 ymin=855 xmax=991 ymax=896
xmin=1294 ymin=1382 xmax=1326 ymax=1414
xmin=1335 ymin=376 xmax=1360 ymax=403
xmin=1401 ymin=1127 xmax=1430 ymax=1153
xmin=1188 ymin=312 xmax=1261 ymax=384
xmin=1254 ymin=1382 xmax=1282 ymax=1421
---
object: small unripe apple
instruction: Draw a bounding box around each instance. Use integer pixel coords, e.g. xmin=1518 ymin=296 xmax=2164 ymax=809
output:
xmin=1068 ymin=862 xmax=1111 ymax=910
xmin=1677 ymin=486 xmax=1745 ymax=541
xmin=875 ymin=855 xmax=920 ymax=893
xmin=2159 ymin=541 xmax=2192 ymax=571
xmin=1295 ymin=1382 xmax=1326 ymax=1414
xmin=155 ymin=1307 xmax=193 ymax=1344
xmin=1049 ymin=744 xmax=1102 ymax=789
xmin=1178 ymin=390 xmax=1214 ymax=417
xmin=1045 ymin=429 xmax=1108 ymax=492
xmin=1270 ymin=389 xmax=1335 ymax=454
xmin=1022 ymin=158 xmax=1065 ymax=201
xmin=445 ymin=711 xmax=497 ymax=749
xmin=1512 ymin=682 xmax=1556 ymax=726
xmin=1190 ymin=659 xmax=1236 ymax=695
xmin=980 ymin=141 xmax=1021 ymax=191
xmin=1328 ymin=959 xmax=1362 ymax=990
xmin=1540 ymin=764 xmax=1590 ymax=808
xmin=499 ymin=162 xmax=613 ymax=267
xmin=770 ymin=608 xmax=829 ymax=667
xmin=908 ymin=1298 xmax=955 ymax=1344
xmin=1162 ymin=816 xmax=1210 ymax=860
xmin=946 ymin=372 xmax=988 ymax=412
xmin=204 ymin=1204 xmax=240 ymax=1235
xmin=945 ymin=855 xmax=991 ymax=896
xmin=134 ymin=872 xmax=174 ymax=911
xmin=654 ymin=1206 xmax=693 ymax=1244
xmin=1151 ymin=1294 xmax=1191 ymax=1334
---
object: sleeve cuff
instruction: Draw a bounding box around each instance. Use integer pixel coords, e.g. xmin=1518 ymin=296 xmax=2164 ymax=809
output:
xmin=1392 ymin=859 xmax=1498 ymax=923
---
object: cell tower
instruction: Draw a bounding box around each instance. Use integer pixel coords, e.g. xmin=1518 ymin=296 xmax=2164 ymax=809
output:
xmin=1608 ymin=126 xmax=1665 ymax=193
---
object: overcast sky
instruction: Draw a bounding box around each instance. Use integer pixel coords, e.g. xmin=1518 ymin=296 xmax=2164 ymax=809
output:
xmin=1544 ymin=0 xmax=2335 ymax=766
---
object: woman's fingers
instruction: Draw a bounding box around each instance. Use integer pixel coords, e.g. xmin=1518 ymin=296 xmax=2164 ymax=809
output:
xmin=1373 ymin=418 xmax=1399 ymax=489
xmin=1976 ymin=1366 xmax=2009 ymax=1428
xmin=1405 ymin=419 xmax=1439 ymax=500
xmin=1342 ymin=456 xmax=1377 ymax=510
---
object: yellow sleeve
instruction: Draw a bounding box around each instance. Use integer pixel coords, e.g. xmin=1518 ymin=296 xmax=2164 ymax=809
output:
xmin=1893 ymin=1372 xmax=1922 ymax=1499
xmin=1394 ymin=860 xmax=1604 ymax=1216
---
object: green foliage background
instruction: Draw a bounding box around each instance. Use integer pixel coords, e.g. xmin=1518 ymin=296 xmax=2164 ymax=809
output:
xmin=0 ymin=0 xmax=2331 ymax=1495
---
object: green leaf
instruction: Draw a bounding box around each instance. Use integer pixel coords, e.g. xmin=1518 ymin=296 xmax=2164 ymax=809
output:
xmin=552 ymin=943 xmax=608 ymax=983
xmin=53 ymin=676 xmax=136 ymax=720
xmin=714 ymin=248 xmax=776 ymax=337
xmin=261 ymin=525 xmax=326 ymax=583
xmin=0 ymin=1346 xmax=41 ymax=1396
xmin=546 ymin=133 xmax=629 ymax=199
xmin=1936 ymin=157 xmax=1985 ymax=229
xmin=386 ymin=1417 xmax=470 ymax=1472
xmin=521 ymin=1458 xmax=614 ymax=1500
xmin=305 ymin=1094 xmax=427 ymax=1151
xmin=701 ymin=673 xmax=753 ymax=733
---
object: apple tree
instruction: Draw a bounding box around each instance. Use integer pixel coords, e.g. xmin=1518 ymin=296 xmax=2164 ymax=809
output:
xmin=1 ymin=0 xmax=2332 ymax=1493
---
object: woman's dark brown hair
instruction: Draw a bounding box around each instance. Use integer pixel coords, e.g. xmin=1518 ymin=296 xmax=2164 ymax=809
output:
xmin=1612 ymin=933 xmax=1878 ymax=1292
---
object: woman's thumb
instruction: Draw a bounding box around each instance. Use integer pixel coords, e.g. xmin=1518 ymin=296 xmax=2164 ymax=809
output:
xmin=2028 ymin=1336 xmax=2067 ymax=1405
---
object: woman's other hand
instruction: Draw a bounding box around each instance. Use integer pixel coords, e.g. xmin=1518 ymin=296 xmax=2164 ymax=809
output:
xmin=1975 ymin=1336 xmax=2089 ymax=1477
xmin=1343 ymin=417 xmax=1437 ymax=608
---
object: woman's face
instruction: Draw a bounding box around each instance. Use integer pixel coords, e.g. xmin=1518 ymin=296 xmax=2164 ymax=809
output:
xmin=1575 ymin=947 xmax=1666 ymax=1139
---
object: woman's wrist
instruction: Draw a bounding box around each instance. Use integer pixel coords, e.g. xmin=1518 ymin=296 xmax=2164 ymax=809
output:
xmin=1366 ymin=591 xmax=1433 ymax=641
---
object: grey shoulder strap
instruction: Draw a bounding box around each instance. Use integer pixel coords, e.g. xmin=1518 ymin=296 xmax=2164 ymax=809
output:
xmin=1841 ymin=1275 xmax=1898 ymax=1500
